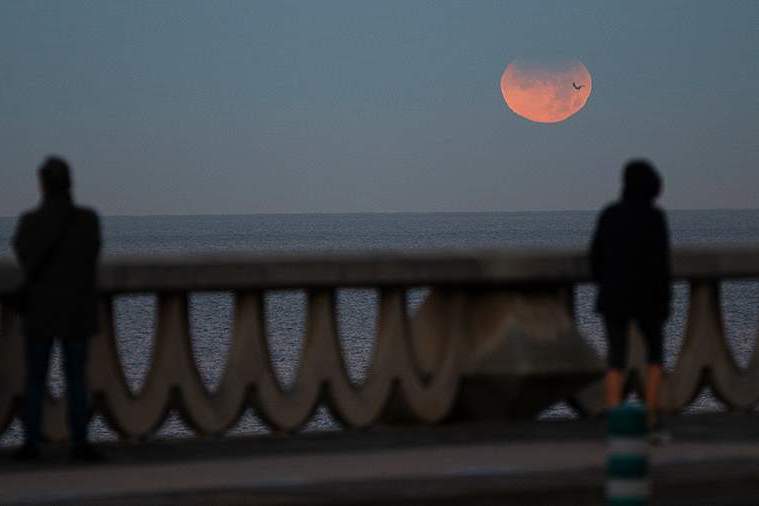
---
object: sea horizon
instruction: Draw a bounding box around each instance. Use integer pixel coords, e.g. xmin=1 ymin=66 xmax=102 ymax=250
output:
xmin=2 ymin=207 xmax=759 ymax=220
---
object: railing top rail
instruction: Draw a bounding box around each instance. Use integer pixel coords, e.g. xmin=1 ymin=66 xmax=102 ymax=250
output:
xmin=1 ymin=248 xmax=759 ymax=294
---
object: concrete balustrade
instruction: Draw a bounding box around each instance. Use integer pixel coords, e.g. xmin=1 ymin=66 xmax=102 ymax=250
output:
xmin=0 ymin=249 xmax=758 ymax=441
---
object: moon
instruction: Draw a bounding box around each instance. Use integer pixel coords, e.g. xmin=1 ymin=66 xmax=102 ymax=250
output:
xmin=500 ymin=59 xmax=592 ymax=123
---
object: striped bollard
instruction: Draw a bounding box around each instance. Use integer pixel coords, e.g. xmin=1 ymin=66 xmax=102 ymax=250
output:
xmin=607 ymin=402 xmax=649 ymax=505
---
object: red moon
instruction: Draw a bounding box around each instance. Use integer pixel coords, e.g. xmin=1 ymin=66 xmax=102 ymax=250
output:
xmin=500 ymin=59 xmax=592 ymax=123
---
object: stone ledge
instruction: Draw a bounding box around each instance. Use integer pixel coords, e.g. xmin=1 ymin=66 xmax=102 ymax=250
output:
xmin=1 ymin=247 xmax=758 ymax=294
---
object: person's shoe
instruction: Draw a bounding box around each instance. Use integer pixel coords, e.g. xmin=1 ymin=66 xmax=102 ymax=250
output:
xmin=70 ymin=443 xmax=106 ymax=463
xmin=11 ymin=444 xmax=41 ymax=462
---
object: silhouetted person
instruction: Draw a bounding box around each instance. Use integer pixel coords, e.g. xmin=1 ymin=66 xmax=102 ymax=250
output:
xmin=590 ymin=159 xmax=671 ymax=431
xmin=11 ymin=157 xmax=102 ymax=462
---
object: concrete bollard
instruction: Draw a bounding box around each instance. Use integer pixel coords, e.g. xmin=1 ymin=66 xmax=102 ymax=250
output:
xmin=607 ymin=402 xmax=649 ymax=505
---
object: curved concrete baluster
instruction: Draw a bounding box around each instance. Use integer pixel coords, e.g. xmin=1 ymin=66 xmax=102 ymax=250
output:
xmin=97 ymin=293 xmax=212 ymax=438
xmin=199 ymin=292 xmax=268 ymax=434
xmin=663 ymin=281 xmax=722 ymax=411
xmin=254 ymin=289 xmax=428 ymax=431
xmin=395 ymin=289 xmax=464 ymax=423
xmin=704 ymin=282 xmax=759 ymax=410
xmin=728 ymin=316 xmax=759 ymax=408
xmin=726 ymin=324 xmax=759 ymax=409
xmin=93 ymin=295 xmax=175 ymax=437
xmin=327 ymin=288 xmax=451 ymax=426
xmin=313 ymin=286 xmax=463 ymax=427
xmin=173 ymin=294 xmax=276 ymax=436
xmin=151 ymin=293 xmax=221 ymax=435
xmin=315 ymin=289 xmax=394 ymax=428
xmin=88 ymin=297 xmax=143 ymax=438
xmin=0 ymin=305 xmax=23 ymax=434
xmin=252 ymin=290 xmax=327 ymax=432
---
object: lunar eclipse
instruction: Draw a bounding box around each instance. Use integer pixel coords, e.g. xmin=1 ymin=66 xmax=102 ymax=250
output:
xmin=500 ymin=59 xmax=592 ymax=123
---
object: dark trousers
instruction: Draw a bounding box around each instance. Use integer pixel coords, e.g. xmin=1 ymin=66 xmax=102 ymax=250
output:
xmin=23 ymin=336 xmax=89 ymax=446
xmin=603 ymin=315 xmax=664 ymax=370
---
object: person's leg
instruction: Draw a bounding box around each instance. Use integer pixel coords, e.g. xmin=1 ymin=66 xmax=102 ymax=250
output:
xmin=645 ymin=365 xmax=663 ymax=426
xmin=61 ymin=337 xmax=89 ymax=445
xmin=21 ymin=336 xmax=54 ymax=448
xmin=603 ymin=316 xmax=629 ymax=409
xmin=605 ymin=368 xmax=624 ymax=408
xmin=637 ymin=317 xmax=665 ymax=428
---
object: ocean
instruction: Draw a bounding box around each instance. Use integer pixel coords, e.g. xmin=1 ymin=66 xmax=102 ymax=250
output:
xmin=1 ymin=210 xmax=758 ymax=443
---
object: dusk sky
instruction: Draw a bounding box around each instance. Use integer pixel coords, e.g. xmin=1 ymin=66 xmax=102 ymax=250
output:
xmin=1 ymin=1 xmax=757 ymax=216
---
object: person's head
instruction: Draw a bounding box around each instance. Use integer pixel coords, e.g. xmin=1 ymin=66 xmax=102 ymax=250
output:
xmin=38 ymin=156 xmax=72 ymax=199
xmin=622 ymin=159 xmax=661 ymax=204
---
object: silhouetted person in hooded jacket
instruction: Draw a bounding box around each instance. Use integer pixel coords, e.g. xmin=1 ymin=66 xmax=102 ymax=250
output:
xmin=11 ymin=157 xmax=102 ymax=462
xmin=590 ymin=159 xmax=671 ymax=429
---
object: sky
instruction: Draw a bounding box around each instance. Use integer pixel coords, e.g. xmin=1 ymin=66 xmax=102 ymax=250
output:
xmin=1 ymin=1 xmax=757 ymax=216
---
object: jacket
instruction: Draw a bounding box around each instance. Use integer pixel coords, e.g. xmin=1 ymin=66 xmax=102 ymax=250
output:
xmin=12 ymin=196 xmax=101 ymax=338
xmin=590 ymin=200 xmax=671 ymax=319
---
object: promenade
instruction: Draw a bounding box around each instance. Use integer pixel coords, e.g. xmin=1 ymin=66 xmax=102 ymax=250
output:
xmin=3 ymin=414 xmax=759 ymax=505
xmin=3 ymin=250 xmax=759 ymax=504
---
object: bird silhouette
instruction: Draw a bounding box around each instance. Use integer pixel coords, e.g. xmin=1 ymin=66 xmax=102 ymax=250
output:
xmin=572 ymin=82 xmax=584 ymax=90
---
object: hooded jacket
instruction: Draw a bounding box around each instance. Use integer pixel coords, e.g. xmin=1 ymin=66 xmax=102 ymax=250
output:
xmin=590 ymin=188 xmax=671 ymax=320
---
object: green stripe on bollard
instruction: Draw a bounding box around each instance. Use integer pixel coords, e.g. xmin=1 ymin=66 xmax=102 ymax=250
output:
xmin=607 ymin=455 xmax=648 ymax=477
xmin=608 ymin=403 xmax=648 ymax=436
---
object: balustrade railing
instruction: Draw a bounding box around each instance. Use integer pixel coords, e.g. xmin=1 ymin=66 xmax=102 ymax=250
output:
xmin=0 ymin=249 xmax=758 ymax=441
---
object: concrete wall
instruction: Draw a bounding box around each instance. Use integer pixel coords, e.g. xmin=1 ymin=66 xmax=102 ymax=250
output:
xmin=1 ymin=249 xmax=758 ymax=441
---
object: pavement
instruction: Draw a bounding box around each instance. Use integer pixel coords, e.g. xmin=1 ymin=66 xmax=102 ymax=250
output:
xmin=2 ymin=414 xmax=759 ymax=505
